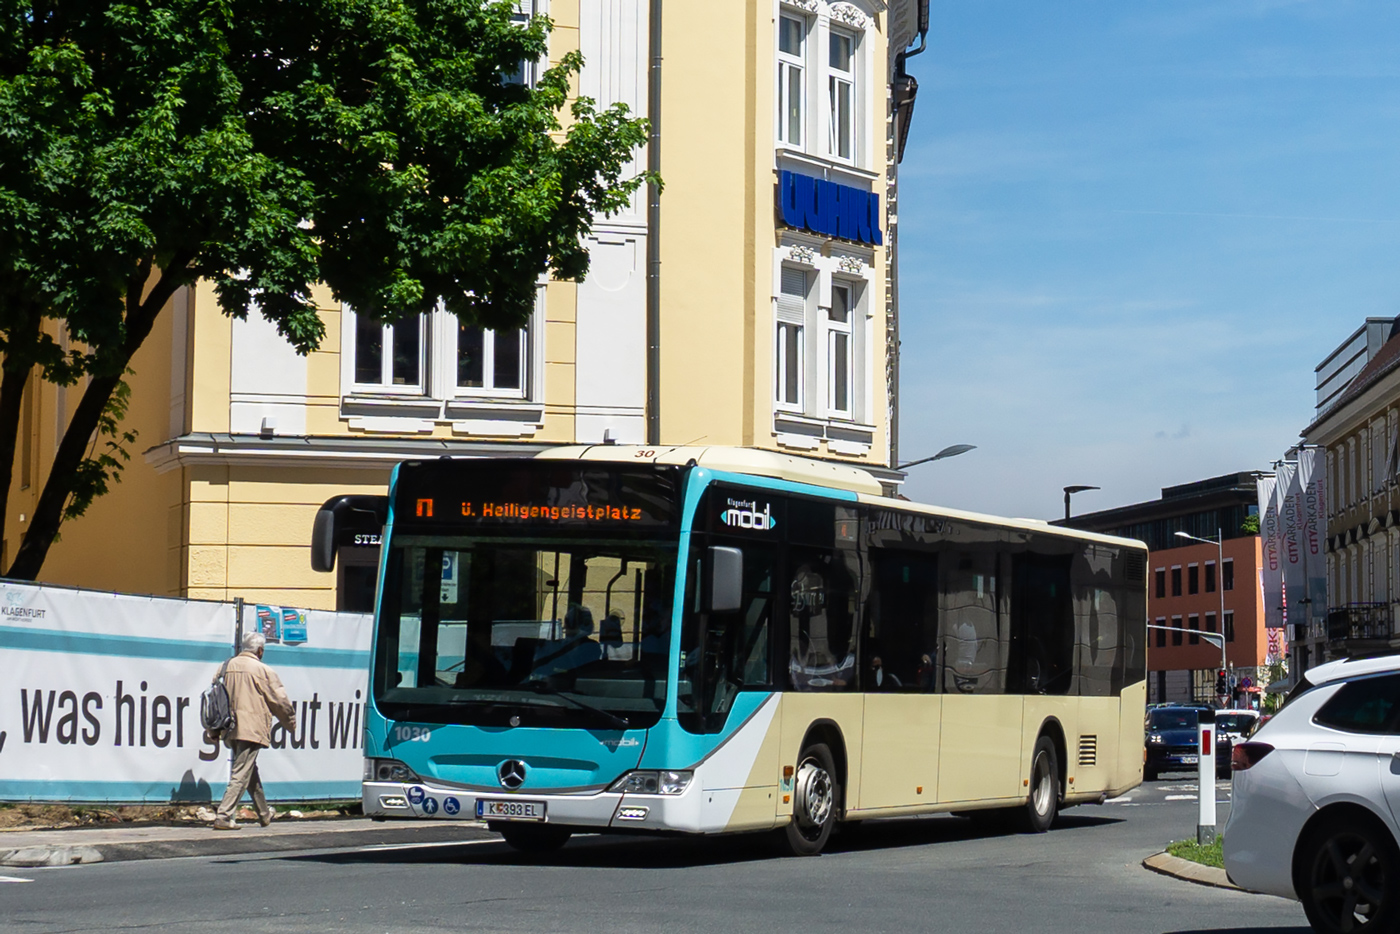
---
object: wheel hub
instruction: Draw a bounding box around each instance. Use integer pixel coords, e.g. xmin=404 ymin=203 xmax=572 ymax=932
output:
xmin=794 ymin=759 xmax=833 ymax=829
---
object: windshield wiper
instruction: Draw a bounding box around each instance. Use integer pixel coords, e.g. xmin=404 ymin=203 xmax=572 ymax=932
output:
xmin=523 ymin=682 xmax=629 ymax=730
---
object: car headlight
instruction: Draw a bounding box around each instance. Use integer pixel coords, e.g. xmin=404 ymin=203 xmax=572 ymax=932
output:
xmin=1147 ymin=734 xmax=1164 ymax=745
xmin=608 ymin=770 xmax=694 ymax=796
xmin=366 ymin=758 xmax=421 ymax=783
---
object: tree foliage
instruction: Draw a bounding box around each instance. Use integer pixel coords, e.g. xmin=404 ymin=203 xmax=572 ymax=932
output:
xmin=0 ymin=0 xmax=650 ymax=578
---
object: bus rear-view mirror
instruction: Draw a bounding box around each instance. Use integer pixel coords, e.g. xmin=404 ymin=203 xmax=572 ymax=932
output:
xmin=707 ymin=546 xmax=743 ymax=613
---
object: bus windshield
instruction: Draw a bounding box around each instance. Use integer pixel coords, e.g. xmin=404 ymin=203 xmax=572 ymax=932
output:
xmin=373 ymin=535 xmax=677 ymax=729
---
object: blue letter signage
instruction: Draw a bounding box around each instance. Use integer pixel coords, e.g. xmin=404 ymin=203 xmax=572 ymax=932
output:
xmin=778 ymin=170 xmax=883 ymax=246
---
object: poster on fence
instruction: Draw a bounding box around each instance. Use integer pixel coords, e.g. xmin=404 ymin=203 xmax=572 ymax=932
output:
xmin=0 ymin=581 xmax=370 ymax=804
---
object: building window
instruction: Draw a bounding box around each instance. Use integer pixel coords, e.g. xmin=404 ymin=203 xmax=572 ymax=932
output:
xmin=826 ymin=281 xmax=853 ymax=417
xmin=1171 ymin=616 xmax=1183 ymax=646
xmin=1187 ymin=564 xmax=1199 ymax=595
xmin=1154 ymin=568 xmax=1166 ymax=599
xmin=1205 ymin=612 xmax=1217 ymax=634
xmin=1222 ymin=559 xmax=1234 ymax=592
xmin=1205 ymin=561 xmax=1216 ymax=593
xmin=456 ymin=323 xmax=526 ymax=397
xmin=1188 ymin=614 xmax=1200 ymax=645
xmin=1170 ymin=566 xmax=1182 ymax=597
xmin=354 ymin=315 xmax=424 ymax=392
xmin=777 ymin=15 xmax=806 ymax=149
xmin=1154 ymin=617 xmax=1166 ymax=648
xmin=1224 ymin=611 xmax=1235 ymax=643
xmin=776 ymin=266 xmax=807 ymax=411
xmin=827 ymin=28 xmax=856 ymax=160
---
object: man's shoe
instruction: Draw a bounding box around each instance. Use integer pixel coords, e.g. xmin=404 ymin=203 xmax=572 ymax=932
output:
xmin=211 ymin=819 xmax=241 ymax=831
xmin=259 ymin=807 xmax=277 ymax=828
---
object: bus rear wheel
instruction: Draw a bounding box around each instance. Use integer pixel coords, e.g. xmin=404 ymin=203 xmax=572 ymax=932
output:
xmin=1016 ymin=736 xmax=1060 ymax=834
xmin=778 ymin=742 xmax=839 ymax=856
xmin=495 ymin=822 xmax=572 ymax=855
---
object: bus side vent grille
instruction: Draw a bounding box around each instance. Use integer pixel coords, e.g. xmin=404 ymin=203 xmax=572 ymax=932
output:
xmin=1078 ymin=735 xmax=1098 ymax=767
xmin=1124 ymin=551 xmax=1146 ymax=583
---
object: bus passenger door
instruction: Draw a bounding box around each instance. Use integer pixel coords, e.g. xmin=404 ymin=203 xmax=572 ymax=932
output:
xmin=859 ymin=551 xmax=941 ymax=811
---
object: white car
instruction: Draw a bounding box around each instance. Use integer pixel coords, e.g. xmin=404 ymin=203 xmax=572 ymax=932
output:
xmin=1223 ymin=655 xmax=1400 ymax=932
xmin=1214 ymin=708 xmax=1261 ymax=744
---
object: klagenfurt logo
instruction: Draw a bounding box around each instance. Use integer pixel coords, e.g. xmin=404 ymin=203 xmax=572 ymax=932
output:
xmin=721 ymin=498 xmax=777 ymax=531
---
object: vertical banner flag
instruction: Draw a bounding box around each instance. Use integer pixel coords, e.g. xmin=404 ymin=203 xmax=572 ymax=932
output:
xmin=1297 ymin=448 xmax=1328 ymax=628
xmin=1258 ymin=474 xmax=1284 ymax=630
xmin=1278 ymin=459 xmax=1306 ymax=633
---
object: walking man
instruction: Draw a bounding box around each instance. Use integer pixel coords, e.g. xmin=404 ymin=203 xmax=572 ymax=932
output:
xmin=210 ymin=630 xmax=297 ymax=831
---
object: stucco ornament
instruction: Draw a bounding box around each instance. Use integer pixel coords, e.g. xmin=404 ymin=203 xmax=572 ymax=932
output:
xmin=779 ymin=0 xmax=820 ymax=13
xmin=828 ymin=2 xmax=872 ymax=29
xmin=788 ymin=243 xmax=818 ymax=265
xmin=837 ymin=254 xmax=865 ymax=274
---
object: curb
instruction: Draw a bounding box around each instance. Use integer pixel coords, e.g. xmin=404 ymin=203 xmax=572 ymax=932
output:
xmin=0 ymin=822 xmax=498 ymax=867
xmin=1142 ymin=851 xmax=1240 ymax=891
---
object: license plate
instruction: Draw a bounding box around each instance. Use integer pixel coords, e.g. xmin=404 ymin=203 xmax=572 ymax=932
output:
xmin=476 ymin=799 xmax=546 ymax=821
xmin=1178 ymin=755 xmax=1199 ymax=765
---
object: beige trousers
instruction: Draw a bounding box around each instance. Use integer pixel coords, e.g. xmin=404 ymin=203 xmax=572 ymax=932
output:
xmin=216 ymin=740 xmax=270 ymax=823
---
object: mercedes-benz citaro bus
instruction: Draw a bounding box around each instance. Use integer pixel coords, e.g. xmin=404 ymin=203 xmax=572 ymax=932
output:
xmin=310 ymin=445 xmax=1147 ymax=856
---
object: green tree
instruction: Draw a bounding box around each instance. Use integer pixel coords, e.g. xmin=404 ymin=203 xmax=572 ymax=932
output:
xmin=1240 ymin=514 xmax=1260 ymax=534
xmin=0 ymin=1 xmax=649 ymax=578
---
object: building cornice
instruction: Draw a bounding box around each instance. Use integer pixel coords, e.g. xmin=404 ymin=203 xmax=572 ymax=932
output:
xmin=143 ymin=433 xmax=552 ymax=475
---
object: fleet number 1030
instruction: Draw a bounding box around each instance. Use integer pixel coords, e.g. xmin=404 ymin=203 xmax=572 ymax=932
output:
xmin=394 ymin=725 xmax=432 ymax=743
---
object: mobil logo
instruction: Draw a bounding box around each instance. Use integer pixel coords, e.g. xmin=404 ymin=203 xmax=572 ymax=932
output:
xmin=721 ymin=498 xmax=777 ymax=532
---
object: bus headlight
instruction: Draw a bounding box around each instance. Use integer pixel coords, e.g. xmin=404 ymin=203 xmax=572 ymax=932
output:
xmin=609 ymin=770 xmax=693 ymax=796
xmin=366 ymin=758 xmax=421 ymax=783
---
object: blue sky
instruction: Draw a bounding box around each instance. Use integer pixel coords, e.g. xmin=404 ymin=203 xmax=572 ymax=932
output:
xmin=894 ymin=1 xmax=1400 ymax=520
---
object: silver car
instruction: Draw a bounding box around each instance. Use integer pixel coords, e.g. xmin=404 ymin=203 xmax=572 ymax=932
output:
xmin=1223 ymin=655 xmax=1400 ymax=932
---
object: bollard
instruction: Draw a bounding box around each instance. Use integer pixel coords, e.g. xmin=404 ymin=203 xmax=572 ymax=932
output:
xmin=1197 ymin=708 xmax=1216 ymax=845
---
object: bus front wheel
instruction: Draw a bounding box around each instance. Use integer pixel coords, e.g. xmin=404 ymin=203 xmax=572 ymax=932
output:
xmin=1017 ymin=736 xmax=1060 ymax=834
xmin=496 ymin=822 xmax=572 ymax=855
xmin=779 ymin=742 xmax=839 ymax=856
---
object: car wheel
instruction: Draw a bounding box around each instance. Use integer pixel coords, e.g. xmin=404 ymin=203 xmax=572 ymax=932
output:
xmin=1298 ymin=814 xmax=1400 ymax=933
xmin=777 ymin=742 xmax=839 ymax=856
xmin=1015 ymin=736 xmax=1059 ymax=834
xmin=496 ymin=822 xmax=572 ymax=855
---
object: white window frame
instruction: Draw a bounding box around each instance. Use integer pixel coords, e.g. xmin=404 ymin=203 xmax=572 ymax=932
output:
xmin=506 ymin=1 xmax=548 ymax=87
xmin=825 ymin=279 xmax=854 ymax=418
xmin=448 ymin=320 xmax=530 ymax=401
xmin=349 ymin=314 xmax=427 ymax=395
xmin=776 ymin=13 xmax=808 ymax=151
xmin=826 ymin=25 xmax=857 ymax=163
xmin=775 ymin=265 xmax=808 ymax=412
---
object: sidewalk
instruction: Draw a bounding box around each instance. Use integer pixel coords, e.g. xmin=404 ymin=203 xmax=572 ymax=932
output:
xmin=1142 ymin=851 xmax=1240 ymax=891
xmin=0 ymin=817 xmax=498 ymax=867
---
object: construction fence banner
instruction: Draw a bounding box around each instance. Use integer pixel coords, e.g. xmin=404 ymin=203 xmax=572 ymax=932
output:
xmin=0 ymin=581 xmax=370 ymax=804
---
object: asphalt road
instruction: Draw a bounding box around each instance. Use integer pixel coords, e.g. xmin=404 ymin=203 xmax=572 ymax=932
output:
xmin=0 ymin=777 xmax=1311 ymax=934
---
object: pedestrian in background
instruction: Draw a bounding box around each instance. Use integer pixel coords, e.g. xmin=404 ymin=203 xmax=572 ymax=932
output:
xmin=208 ymin=630 xmax=297 ymax=831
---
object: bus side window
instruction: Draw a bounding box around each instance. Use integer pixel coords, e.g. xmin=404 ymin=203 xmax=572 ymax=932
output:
xmin=941 ymin=548 xmax=1005 ymax=695
xmin=787 ymin=546 xmax=857 ymax=692
xmin=867 ymin=551 xmax=939 ymax=692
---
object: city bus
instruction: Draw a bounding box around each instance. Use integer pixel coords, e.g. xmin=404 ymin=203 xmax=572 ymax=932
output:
xmin=312 ymin=445 xmax=1147 ymax=855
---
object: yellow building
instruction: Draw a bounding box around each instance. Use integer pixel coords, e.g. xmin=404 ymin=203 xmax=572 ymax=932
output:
xmin=10 ymin=0 xmax=928 ymax=609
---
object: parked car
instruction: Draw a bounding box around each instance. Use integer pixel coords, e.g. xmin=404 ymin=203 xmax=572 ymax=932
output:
xmin=1222 ymin=655 xmax=1400 ymax=933
xmin=1144 ymin=705 xmax=1231 ymax=781
xmin=1214 ymin=709 xmax=1261 ymax=743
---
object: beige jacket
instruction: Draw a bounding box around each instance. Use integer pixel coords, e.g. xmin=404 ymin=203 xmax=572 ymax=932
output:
xmin=215 ymin=650 xmax=297 ymax=747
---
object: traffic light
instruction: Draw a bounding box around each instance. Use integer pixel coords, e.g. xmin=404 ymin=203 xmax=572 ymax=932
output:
xmin=1215 ymin=670 xmax=1228 ymax=696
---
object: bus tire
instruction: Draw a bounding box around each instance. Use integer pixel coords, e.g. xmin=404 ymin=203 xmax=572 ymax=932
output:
xmin=1016 ymin=735 xmax=1060 ymax=834
xmin=778 ymin=742 xmax=839 ymax=856
xmin=496 ymin=822 xmax=572 ymax=855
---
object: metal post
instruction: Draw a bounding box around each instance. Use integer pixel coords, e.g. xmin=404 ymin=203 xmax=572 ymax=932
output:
xmin=233 ymin=596 xmax=244 ymax=653
xmin=1197 ymin=708 xmax=1216 ymax=844
xmin=1217 ymin=528 xmax=1227 ymax=701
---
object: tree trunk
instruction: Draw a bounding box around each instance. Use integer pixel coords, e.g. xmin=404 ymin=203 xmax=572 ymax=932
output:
xmin=6 ymin=265 xmax=187 ymax=581
xmin=0 ymin=307 xmax=43 ymax=572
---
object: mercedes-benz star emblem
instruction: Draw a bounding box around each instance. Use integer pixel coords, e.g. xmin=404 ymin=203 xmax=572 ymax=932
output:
xmin=498 ymin=759 xmax=527 ymax=790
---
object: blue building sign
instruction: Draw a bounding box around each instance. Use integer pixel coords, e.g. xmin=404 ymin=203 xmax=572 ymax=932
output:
xmin=777 ymin=170 xmax=883 ymax=246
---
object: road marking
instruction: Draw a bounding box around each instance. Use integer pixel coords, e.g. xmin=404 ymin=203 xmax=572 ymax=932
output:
xmin=0 ymin=876 xmax=33 ymax=883
xmin=1165 ymin=794 xmax=1198 ymax=801
xmin=1105 ymin=796 xmax=1133 ymax=804
xmin=360 ymin=838 xmax=500 ymax=853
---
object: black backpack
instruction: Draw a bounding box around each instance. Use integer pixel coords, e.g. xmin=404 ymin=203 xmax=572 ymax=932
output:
xmin=200 ymin=659 xmax=236 ymax=734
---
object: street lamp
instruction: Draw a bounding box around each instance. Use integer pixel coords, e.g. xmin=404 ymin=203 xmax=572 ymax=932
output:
xmin=1063 ymin=485 xmax=1100 ymax=521
xmin=898 ymin=444 xmax=976 ymax=470
xmin=1176 ymin=529 xmax=1229 ymax=699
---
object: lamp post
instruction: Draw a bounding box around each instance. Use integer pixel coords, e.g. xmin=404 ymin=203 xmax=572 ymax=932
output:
xmin=1176 ymin=529 xmax=1228 ymax=698
xmin=898 ymin=444 xmax=976 ymax=470
xmin=1063 ymin=485 xmax=1099 ymax=521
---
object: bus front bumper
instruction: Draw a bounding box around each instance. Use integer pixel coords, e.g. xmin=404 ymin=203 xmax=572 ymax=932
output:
xmin=363 ymin=780 xmax=708 ymax=832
